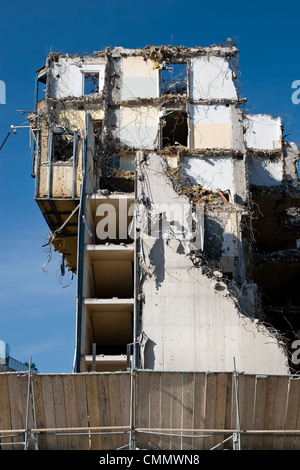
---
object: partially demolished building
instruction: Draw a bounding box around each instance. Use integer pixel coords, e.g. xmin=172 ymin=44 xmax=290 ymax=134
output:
xmin=28 ymin=42 xmax=300 ymax=377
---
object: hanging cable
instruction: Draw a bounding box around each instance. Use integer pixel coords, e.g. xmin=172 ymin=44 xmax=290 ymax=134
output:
xmin=0 ymin=129 xmax=17 ymax=152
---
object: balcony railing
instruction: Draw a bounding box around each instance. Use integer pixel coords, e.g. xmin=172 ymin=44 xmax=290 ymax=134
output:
xmin=6 ymin=356 xmax=38 ymax=372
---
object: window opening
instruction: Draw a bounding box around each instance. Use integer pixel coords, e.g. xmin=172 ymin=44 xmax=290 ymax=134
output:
xmin=161 ymin=63 xmax=187 ymax=95
xmin=161 ymin=110 xmax=188 ymax=148
xmin=93 ymin=119 xmax=103 ymax=151
xmin=84 ymin=72 xmax=99 ymax=95
xmin=52 ymin=133 xmax=74 ymax=162
xmin=93 ymin=119 xmax=103 ymax=138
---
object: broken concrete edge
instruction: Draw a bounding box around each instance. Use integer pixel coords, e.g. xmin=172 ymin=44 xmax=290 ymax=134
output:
xmin=188 ymin=252 xmax=290 ymax=368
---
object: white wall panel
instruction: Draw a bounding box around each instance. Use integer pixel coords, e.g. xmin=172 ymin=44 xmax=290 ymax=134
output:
xmin=190 ymin=56 xmax=237 ymax=100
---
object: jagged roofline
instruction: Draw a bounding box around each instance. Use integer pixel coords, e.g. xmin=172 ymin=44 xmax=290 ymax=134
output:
xmin=46 ymin=43 xmax=239 ymax=62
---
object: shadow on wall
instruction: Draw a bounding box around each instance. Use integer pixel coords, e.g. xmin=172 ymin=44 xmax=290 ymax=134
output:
xmin=143 ymin=338 xmax=157 ymax=370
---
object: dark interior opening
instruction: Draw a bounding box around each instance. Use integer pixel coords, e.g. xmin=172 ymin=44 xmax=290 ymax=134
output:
xmin=95 ymin=345 xmax=128 ymax=355
xmin=99 ymin=176 xmax=134 ymax=193
xmin=52 ymin=133 xmax=74 ymax=162
xmin=161 ymin=110 xmax=188 ymax=148
xmin=250 ymin=191 xmax=300 ymax=253
xmin=93 ymin=119 xmax=103 ymax=152
xmin=248 ymin=189 xmax=300 ymax=372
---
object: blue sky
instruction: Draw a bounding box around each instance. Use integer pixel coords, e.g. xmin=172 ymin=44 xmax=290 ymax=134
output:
xmin=0 ymin=0 xmax=299 ymax=373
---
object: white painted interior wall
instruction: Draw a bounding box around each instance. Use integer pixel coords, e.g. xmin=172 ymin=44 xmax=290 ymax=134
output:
xmin=248 ymin=156 xmax=283 ymax=186
xmin=50 ymin=58 xmax=105 ymax=98
xmin=190 ymin=56 xmax=237 ymax=100
xmin=121 ymin=56 xmax=158 ymax=101
xmin=244 ymin=114 xmax=282 ymax=150
xmin=181 ymin=155 xmax=235 ymax=194
xmin=188 ymin=104 xmax=232 ymax=124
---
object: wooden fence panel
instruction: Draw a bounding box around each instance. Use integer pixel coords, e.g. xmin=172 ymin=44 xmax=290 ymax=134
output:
xmin=7 ymin=374 xmax=24 ymax=450
xmin=148 ymin=372 xmax=161 ymax=450
xmin=73 ymin=374 xmax=90 ymax=450
xmin=0 ymin=374 xmax=12 ymax=450
xmin=1 ymin=371 xmax=300 ymax=450
xmin=41 ymin=375 xmax=58 ymax=450
xmin=269 ymin=376 xmax=289 ymax=450
xmin=193 ymin=372 xmax=207 ymax=450
xmin=252 ymin=375 xmax=268 ymax=450
xmin=85 ymin=373 xmax=102 ymax=450
xmin=238 ymin=374 xmax=256 ymax=450
xmin=213 ymin=373 xmax=229 ymax=450
xmin=204 ymin=373 xmax=218 ymax=450
xmin=136 ymin=371 xmax=150 ymax=450
xmin=181 ymin=373 xmax=195 ymax=450
xmin=33 ymin=375 xmax=47 ymax=449
xmin=64 ymin=375 xmax=79 ymax=450
xmin=52 ymin=375 xmax=68 ymax=450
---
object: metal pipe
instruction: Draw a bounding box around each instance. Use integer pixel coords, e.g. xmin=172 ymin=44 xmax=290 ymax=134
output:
xmin=210 ymin=434 xmax=234 ymax=450
xmin=233 ymin=357 xmax=241 ymax=450
xmin=47 ymin=130 xmax=53 ymax=198
xmin=24 ymin=358 xmax=32 ymax=450
xmin=72 ymin=132 xmax=78 ymax=199
xmin=27 ymin=426 xmax=130 ymax=433
xmin=83 ymin=214 xmax=93 ymax=238
xmin=34 ymin=114 xmax=41 ymax=198
xmin=133 ymin=166 xmax=138 ymax=370
xmin=47 ymin=431 xmax=129 ymax=437
xmin=31 ymin=127 xmax=36 ymax=177
xmin=137 ymin=430 xmax=220 ymax=439
xmin=0 ymin=441 xmax=26 ymax=447
xmin=129 ymin=368 xmax=136 ymax=450
xmin=129 ymin=164 xmax=139 ymax=451
xmin=74 ymin=116 xmax=88 ymax=372
xmin=136 ymin=427 xmax=238 ymax=434
xmin=31 ymin=374 xmax=38 ymax=450
xmin=34 ymin=73 xmax=38 ymax=111
xmin=0 ymin=130 xmax=16 ymax=152
xmin=92 ymin=343 xmax=96 ymax=372
xmin=0 ymin=433 xmax=24 ymax=439
xmin=127 ymin=344 xmax=132 ymax=370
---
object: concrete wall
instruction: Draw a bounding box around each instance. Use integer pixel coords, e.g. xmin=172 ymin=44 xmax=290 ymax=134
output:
xmin=137 ymin=152 xmax=288 ymax=375
xmin=49 ymin=57 xmax=106 ymax=99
